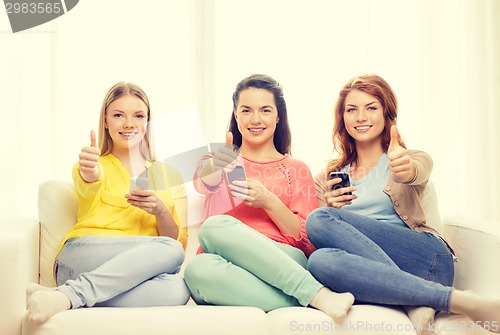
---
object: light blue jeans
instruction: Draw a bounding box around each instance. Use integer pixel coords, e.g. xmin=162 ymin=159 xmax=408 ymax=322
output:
xmin=54 ymin=235 xmax=190 ymax=309
xmin=306 ymin=207 xmax=455 ymax=311
xmin=184 ymin=215 xmax=323 ymax=311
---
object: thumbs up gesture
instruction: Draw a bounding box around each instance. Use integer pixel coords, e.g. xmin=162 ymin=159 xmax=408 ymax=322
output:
xmin=387 ymin=125 xmax=415 ymax=184
xmin=199 ymin=131 xmax=239 ymax=185
xmin=216 ymin=132 xmax=239 ymax=172
xmin=212 ymin=132 xmax=239 ymax=171
xmin=79 ymin=130 xmax=101 ymax=182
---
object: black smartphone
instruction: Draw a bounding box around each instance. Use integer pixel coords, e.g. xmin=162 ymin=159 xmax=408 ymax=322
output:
xmin=227 ymin=165 xmax=246 ymax=185
xmin=329 ymin=172 xmax=352 ymax=195
xmin=226 ymin=165 xmax=247 ymax=196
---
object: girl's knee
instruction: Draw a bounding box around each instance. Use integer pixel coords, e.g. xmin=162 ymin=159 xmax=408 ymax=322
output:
xmin=306 ymin=207 xmax=340 ymax=243
xmin=184 ymin=253 xmax=218 ymax=286
xmin=184 ymin=254 xmax=224 ymax=302
xmin=155 ymin=237 xmax=184 ymax=256
xmin=307 ymin=249 xmax=326 ymax=273
xmin=198 ymin=215 xmax=243 ymax=249
xmin=199 ymin=215 xmax=231 ymax=237
xmin=306 ymin=208 xmax=322 ymax=237
xmin=307 ymin=248 xmax=347 ymax=279
xmin=144 ymin=274 xmax=191 ymax=306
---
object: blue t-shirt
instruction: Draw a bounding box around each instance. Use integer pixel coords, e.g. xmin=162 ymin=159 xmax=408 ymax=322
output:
xmin=343 ymin=153 xmax=407 ymax=228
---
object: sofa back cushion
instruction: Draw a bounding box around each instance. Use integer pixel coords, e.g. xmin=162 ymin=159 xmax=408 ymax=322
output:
xmin=421 ymin=180 xmax=442 ymax=234
xmin=38 ymin=180 xmax=78 ymax=286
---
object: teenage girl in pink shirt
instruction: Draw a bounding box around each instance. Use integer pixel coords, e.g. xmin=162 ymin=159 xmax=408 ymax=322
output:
xmin=184 ymin=74 xmax=354 ymax=322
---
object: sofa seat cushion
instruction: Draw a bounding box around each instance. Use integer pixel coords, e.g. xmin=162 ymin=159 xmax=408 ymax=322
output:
xmin=268 ymin=305 xmax=416 ymax=334
xmin=434 ymin=312 xmax=496 ymax=335
xmin=22 ymin=305 xmax=269 ymax=335
xmin=268 ymin=306 xmax=488 ymax=335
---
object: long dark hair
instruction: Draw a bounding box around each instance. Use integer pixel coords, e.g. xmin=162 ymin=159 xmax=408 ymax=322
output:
xmin=228 ymin=74 xmax=292 ymax=154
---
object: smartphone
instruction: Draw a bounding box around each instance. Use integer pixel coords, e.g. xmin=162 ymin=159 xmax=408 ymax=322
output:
xmin=329 ymin=172 xmax=352 ymax=195
xmin=130 ymin=176 xmax=149 ymax=192
xmin=227 ymin=165 xmax=246 ymax=185
xmin=226 ymin=165 xmax=246 ymax=196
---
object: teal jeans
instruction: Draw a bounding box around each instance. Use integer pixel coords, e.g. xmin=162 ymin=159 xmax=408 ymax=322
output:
xmin=184 ymin=215 xmax=323 ymax=311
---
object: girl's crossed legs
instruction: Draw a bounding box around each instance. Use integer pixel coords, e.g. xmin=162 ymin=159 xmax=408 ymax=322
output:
xmin=306 ymin=207 xmax=500 ymax=333
xmin=27 ymin=235 xmax=189 ymax=323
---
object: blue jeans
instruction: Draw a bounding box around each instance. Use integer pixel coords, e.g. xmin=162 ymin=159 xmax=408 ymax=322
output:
xmin=306 ymin=207 xmax=455 ymax=311
xmin=55 ymin=235 xmax=190 ymax=308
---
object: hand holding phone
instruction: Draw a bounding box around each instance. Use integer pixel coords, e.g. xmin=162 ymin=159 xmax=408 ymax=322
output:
xmin=329 ymin=172 xmax=352 ymax=195
xmin=226 ymin=165 xmax=247 ymax=196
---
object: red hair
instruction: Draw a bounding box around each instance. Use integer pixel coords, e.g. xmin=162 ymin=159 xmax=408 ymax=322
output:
xmin=326 ymin=74 xmax=405 ymax=177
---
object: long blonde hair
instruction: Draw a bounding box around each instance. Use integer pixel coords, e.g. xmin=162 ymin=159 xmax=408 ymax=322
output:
xmin=326 ymin=74 xmax=405 ymax=176
xmin=98 ymin=82 xmax=156 ymax=162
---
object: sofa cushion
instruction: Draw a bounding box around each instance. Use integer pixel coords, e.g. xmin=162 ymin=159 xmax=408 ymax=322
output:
xmin=1 ymin=219 xmax=39 ymax=335
xmin=421 ymin=180 xmax=442 ymax=233
xmin=268 ymin=306 xmax=484 ymax=335
xmin=22 ymin=305 xmax=269 ymax=335
xmin=443 ymin=217 xmax=500 ymax=297
xmin=268 ymin=305 xmax=416 ymax=335
xmin=38 ymin=180 xmax=78 ymax=286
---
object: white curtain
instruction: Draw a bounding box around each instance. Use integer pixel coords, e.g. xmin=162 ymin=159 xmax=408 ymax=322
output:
xmin=0 ymin=0 xmax=498 ymax=224
xmin=420 ymin=0 xmax=499 ymax=221
xmin=0 ymin=0 xmax=199 ymax=222
xmin=202 ymin=0 xmax=499 ymax=223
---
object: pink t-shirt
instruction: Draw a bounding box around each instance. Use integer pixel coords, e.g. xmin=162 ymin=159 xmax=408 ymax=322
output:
xmin=194 ymin=154 xmax=319 ymax=256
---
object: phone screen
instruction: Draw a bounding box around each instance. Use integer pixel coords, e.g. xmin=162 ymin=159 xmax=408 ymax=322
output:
xmin=329 ymin=172 xmax=352 ymax=195
xmin=226 ymin=165 xmax=247 ymax=197
xmin=130 ymin=176 xmax=149 ymax=192
xmin=227 ymin=165 xmax=246 ymax=185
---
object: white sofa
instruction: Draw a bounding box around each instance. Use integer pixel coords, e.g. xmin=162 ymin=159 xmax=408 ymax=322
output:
xmin=1 ymin=179 xmax=500 ymax=335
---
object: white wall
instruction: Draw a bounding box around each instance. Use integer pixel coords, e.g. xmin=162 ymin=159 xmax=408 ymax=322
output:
xmin=0 ymin=0 xmax=201 ymax=221
xmin=1 ymin=14 xmax=52 ymax=221
xmin=50 ymin=0 xmax=200 ymax=176
xmin=207 ymin=0 xmax=424 ymax=173
xmin=419 ymin=0 xmax=500 ymax=220
xmin=204 ymin=0 xmax=500 ymax=222
xmin=1 ymin=0 xmax=498 ymax=224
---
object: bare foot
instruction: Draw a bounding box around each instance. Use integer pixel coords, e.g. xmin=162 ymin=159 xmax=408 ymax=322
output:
xmin=27 ymin=289 xmax=71 ymax=324
xmin=450 ymin=290 xmax=500 ymax=334
xmin=404 ymin=306 xmax=436 ymax=335
xmin=309 ymin=287 xmax=355 ymax=323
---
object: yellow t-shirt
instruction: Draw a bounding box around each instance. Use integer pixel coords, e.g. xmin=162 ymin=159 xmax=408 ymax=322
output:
xmin=56 ymin=154 xmax=188 ymax=256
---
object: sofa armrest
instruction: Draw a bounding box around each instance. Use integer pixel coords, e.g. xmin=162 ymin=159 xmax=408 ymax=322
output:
xmin=442 ymin=215 xmax=500 ymax=298
xmin=0 ymin=218 xmax=40 ymax=335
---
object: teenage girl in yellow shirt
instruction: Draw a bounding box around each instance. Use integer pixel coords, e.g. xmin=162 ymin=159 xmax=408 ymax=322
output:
xmin=26 ymin=82 xmax=189 ymax=324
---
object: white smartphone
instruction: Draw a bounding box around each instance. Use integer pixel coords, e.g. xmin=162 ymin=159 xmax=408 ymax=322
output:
xmin=130 ymin=176 xmax=149 ymax=192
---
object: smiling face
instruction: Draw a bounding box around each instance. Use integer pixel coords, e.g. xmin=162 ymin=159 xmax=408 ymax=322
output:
xmin=234 ymin=87 xmax=279 ymax=151
xmin=104 ymin=94 xmax=148 ymax=156
xmin=343 ymin=89 xmax=385 ymax=147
